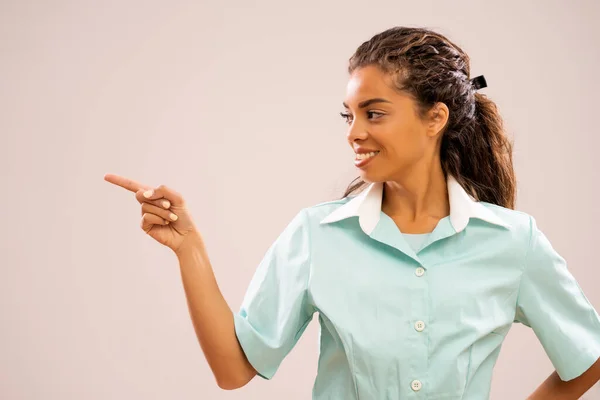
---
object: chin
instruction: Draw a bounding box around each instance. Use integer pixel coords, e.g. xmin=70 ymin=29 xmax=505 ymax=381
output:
xmin=358 ymin=170 xmax=387 ymax=184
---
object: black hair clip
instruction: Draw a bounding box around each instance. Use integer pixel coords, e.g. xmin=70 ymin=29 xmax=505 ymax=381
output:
xmin=470 ymin=75 xmax=487 ymax=91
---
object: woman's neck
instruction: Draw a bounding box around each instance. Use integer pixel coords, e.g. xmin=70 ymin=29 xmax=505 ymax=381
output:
xmin=381 ymin=165 xmax=449 ymax=232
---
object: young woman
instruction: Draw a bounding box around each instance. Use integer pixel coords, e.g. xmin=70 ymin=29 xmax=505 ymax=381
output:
xmin=105 ymin=26 xmax=600 ymax=399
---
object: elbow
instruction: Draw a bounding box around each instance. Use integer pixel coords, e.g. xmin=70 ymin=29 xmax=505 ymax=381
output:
xmin=213 ymin=353 xmax=258 ymax=390
xmin=217 ymin=378 xmax=242 ymax=391
xmin=216 ymin=372 xmax=253 ymax=390
xmin=217 ymin=380 xmax=236 ymax=390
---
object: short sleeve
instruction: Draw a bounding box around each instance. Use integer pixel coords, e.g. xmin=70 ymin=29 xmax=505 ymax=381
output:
xmin=233 ymin=208 xmax=316 ymax=380
xmin=514 ymin=216 xmax=600 ymax=381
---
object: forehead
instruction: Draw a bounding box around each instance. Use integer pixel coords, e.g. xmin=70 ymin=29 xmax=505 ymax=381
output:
xmin=344 ymin=65 xmax=409 ymax=106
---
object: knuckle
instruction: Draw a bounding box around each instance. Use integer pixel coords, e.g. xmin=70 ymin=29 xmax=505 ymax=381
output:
xmin=171 ymin=192 xmax=182 ymax=203
xmin=135 ymin=190 xmax=144 ymax=203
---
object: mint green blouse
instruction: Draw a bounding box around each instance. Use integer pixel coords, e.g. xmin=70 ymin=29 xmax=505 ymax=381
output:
xmin=233 ymin=175 xmax=600 ymax=399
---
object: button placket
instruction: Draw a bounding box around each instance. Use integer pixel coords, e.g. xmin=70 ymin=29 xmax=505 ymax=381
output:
xmin=410 ymin=264 xmax=427 ymax=395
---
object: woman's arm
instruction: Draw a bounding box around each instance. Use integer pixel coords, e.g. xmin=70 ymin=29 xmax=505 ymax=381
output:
xmin=527 ymin=356 xmax=600 ymax=399
xmin=175 ymin=232 xmax=258 ymax=390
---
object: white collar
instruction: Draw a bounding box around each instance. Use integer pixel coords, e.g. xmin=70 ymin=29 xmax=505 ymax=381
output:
xmin=320 ymin=174 xmax=510 ymax=235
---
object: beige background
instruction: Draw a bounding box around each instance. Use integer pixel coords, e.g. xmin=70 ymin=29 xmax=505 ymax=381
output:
xmin=1 ymin=0 xmax=599 ymax=399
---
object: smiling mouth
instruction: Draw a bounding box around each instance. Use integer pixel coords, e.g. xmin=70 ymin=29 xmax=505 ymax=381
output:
xmin=354 ymin=151 xmax=380 ymax=169
xmin=355 ymin=151 xmax=380 ymax=161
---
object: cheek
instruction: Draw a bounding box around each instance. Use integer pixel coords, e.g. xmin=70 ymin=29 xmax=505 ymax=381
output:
xmin=383 ymin=126 xmax=426 ymax=161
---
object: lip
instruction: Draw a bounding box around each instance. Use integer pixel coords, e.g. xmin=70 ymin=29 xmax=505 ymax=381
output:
xmin=354 ymin=151 xmax=380 ymax=168
xmin=354 ymin=147 xmax=379 ymax=154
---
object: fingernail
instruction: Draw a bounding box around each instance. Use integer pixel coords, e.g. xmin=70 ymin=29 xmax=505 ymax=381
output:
xmin=162 ymin=200 xmax=170 ymax=208
xmin=169 ymin=213 xmax=178 ymax=221
xmin=143 ymin=190 xmax=153 ymax=198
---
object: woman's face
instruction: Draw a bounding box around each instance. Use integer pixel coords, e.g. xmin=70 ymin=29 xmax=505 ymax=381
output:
xmin=341 ymin=65 xmax=448 ymax=183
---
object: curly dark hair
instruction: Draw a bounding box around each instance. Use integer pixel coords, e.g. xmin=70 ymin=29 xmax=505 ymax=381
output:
xmin=341 ymin=26 xmax=516 ymax=209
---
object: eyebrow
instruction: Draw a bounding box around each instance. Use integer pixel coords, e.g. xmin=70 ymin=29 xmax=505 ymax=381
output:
xmin=342 ymin=98 xmax=393 ymax=109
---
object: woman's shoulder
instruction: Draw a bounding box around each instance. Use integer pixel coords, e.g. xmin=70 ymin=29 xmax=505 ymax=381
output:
xmin=302 ymin=196 xmax=354 ymax=223
xmin=478 ymin=201 xmax=535 ymax=235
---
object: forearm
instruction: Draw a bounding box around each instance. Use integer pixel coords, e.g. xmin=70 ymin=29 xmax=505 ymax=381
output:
xmin=527 ymin=371 xmax=580 ymax=400
xmin=527 ymin=357 xmax=600 ymax=400
xmin=175 ymin=233 xmax=255 ymax=389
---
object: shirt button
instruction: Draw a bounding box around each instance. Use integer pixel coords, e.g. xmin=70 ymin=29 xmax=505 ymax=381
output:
xmin=414 ymin=321 xmax=425 ymax=332
xmin=415 ymin=267 xmax=425 ymax=277
xmin=411 ymin=379 xmax=422 ymax=391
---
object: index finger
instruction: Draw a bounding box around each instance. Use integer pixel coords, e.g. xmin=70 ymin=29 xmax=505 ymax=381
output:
xmin=104 ymin=173 xmax=152 ymax=193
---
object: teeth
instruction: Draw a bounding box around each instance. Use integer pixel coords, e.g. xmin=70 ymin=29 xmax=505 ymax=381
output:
xmin=356 ymin=151 xmax=379 ymax=160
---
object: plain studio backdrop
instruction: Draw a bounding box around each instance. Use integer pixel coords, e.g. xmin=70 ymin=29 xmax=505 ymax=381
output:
xmin=1 ymin=0 xmax=599 ymax=399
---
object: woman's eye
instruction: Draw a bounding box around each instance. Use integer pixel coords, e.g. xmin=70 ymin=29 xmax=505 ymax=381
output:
xmin=339 ymin=111 xmax=382 ymax=124
xmin=339 ymin=112 xmax=352 ymax=123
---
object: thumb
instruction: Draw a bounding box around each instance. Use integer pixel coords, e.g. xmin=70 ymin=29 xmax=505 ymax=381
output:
xmin=142 ymin=184 xmax=185 ymax=207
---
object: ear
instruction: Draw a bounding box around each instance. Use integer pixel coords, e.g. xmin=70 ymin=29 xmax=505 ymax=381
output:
xmin=426 ymin=102 xmax=449 ymax=137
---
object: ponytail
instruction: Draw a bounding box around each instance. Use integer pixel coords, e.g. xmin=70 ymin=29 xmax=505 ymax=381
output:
xmin=440 ymin=93 xmax=516 ymax=209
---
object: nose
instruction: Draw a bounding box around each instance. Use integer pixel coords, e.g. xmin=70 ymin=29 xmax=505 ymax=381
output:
xmin=346 ymin=122 xmax=369 ymax=145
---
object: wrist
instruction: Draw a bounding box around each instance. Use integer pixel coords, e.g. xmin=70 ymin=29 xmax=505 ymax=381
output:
xmin=174 ymin=230 xmax=205 ymax=258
